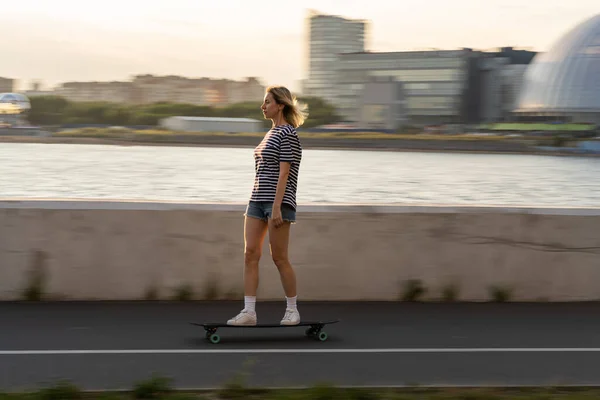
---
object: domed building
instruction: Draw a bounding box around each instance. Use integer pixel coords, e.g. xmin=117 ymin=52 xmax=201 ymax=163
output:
xmin=0 ymin=93 xmax=31 ymax=127
xmin=514 ymin=14 xmax=600 ymax=124
xmin=0 ymin=93 xmax=31 ymax=115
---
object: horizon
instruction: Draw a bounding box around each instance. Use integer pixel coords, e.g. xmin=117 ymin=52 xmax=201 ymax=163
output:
xmin=1 ymin=0 xmax=599 ymax=93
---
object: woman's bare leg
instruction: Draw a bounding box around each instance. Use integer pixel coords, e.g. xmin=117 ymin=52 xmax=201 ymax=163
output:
xmin=268 ymin=220 xmax=296 ymax=297
xmin=268 ymin=220 xmax=300 ymax=325
xmin=227 ymin=215 xmax=267 ymax=326
xmin=244 ymin=216 xmax=268 ymax=296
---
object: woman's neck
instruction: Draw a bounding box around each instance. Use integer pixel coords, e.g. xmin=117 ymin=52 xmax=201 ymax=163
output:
xmin=272 ymin=114 xmax=288 ymax=127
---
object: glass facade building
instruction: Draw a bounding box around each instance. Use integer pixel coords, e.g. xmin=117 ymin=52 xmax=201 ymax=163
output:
xmin=302 ymin=11 xmax=537 ymax=126
xmin=337 ymin=50 xmax=472 ymax=125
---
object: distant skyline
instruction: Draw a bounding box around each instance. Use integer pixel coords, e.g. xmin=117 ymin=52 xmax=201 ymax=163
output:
xmin=1 ymin=0 xmax=599 ymax=93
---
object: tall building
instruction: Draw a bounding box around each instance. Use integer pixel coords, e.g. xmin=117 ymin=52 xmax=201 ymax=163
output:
xmin=303 ymin=10 xmax=368 ymax=105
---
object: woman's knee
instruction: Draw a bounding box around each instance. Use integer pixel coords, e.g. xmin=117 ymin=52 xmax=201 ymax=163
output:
xmin=244 ymin=246 xmax=261 ymax=265
xmin=271 ymin=254 xmax=289 ymax=269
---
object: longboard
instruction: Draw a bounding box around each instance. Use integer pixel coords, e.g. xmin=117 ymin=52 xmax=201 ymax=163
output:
xmin=191 ymin=320 xmax=339 ymax=344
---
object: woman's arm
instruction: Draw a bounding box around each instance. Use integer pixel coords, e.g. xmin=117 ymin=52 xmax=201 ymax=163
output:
xmin=271 ymin=161 xmax=291 ymax=228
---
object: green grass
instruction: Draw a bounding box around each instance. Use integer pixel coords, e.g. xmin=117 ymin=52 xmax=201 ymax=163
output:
xmin=482 ymin=123 xmax=596 ymax=132
xmin=54 ymin=127 xmax=511 ymax=141
xmin=54 ymin=127 xmax=263 ymax=138
xmin=6 ymin=381 xmax=600 ymax=400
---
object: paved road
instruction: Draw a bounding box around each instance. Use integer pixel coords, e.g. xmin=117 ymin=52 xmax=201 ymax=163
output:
xmin=2 ymin=301 xmax=600 ymax=391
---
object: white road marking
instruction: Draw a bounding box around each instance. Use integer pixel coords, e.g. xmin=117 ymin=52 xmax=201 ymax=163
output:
xmin=2 ymin=348 xmax=600 ymax=355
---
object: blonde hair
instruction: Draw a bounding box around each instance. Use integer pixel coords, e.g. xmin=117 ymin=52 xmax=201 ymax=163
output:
xmin=266 ymin=86 xmax=309 ymax=128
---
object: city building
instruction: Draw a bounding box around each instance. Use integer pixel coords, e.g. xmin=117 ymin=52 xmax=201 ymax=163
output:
xmin=482 ymin=47 xmax=535 ymax=121
xmin=514 ymin=13 xmax=600 ymax=124
xmin=478 ymin=56 xmax=511 ymax=123
xmin=337 ymin=49 xmax=476 ymax=126
xmin=0 ymin=77 xmax=14 ymax=93
xmin=56 ymin=81 xmax=134 ymax=103
xmin=359 ymin=76 xmax=407 ymax=130
xmin=303 ymin=11 xmax=535 ymax=127
xmin=159 ymin=116 xmax=263 ymax=133
xmin=469 ymin=47 xmax=535 ymax=122
xmin=130 ymin=75 xmax=206 ymax=105
xmin=499 ymin=64 xmax=528 ymax=119
xmin=24 ymin=81 xmax=54 ymax=97
xmin=226 ymin=77 xmax=265 ymax=104
xmin=52 ymin=75 xmax=265 ymax=107
xmin=335 ymin=48 xmax=535 ymax=127
xmin=302 ymin=10 xmax=368 ymax=104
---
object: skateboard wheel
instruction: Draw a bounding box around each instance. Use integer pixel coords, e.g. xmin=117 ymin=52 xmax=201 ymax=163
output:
xmin=318 ymin=331 xmax=328 ymax=341
xmin=209 ymin=334 xmax=220 ymax=344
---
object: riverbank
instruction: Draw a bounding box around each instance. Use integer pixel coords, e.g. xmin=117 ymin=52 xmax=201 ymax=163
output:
xmin=1 ymin=129 xmax=595 ymax=156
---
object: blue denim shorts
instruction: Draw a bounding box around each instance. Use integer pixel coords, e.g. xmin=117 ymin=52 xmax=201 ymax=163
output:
xmin=244 ymin=201 xmax=296 ymax=223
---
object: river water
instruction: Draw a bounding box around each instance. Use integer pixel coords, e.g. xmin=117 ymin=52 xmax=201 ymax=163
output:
xmin=1 ymin=143 xmax=599 ymax=207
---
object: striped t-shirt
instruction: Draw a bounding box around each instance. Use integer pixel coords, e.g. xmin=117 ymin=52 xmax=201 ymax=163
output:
xmin=250 ymin=124 xmax=302 ymax=210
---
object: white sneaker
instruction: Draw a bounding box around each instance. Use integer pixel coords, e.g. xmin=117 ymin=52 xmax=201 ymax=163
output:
xmin=227 ymin=309 xmax=257 ymax=326
xmin=280 ymin=308 xmax=300 ymax=325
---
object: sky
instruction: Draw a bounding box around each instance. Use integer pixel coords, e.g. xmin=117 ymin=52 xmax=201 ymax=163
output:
xmin=1 ymin=0 xmax=599 ymax=92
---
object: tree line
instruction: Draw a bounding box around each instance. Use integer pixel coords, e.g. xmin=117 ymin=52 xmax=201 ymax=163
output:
xmin=26 ymin=96 xmax=341 ymax=129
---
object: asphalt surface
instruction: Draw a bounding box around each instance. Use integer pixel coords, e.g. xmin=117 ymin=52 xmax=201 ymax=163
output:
xmin=2 ymin=301 xmax=600 ymax=391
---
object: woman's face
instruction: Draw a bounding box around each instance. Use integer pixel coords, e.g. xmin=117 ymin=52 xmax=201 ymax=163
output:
xmin=261 ymin=92 xmax=282 ymax=120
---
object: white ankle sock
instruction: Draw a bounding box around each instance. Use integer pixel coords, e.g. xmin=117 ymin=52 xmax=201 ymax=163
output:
xmin=286 ymin=295 xmax=297 ymax=311
xmin=244 ymin=296 xmax=256 ymax=313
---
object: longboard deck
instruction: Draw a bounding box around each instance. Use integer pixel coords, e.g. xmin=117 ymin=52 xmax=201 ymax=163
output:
xmin=191 ymin=320 xmax=339 ymax=329
xmin=192 ymin=320 xmax=339 ymax=343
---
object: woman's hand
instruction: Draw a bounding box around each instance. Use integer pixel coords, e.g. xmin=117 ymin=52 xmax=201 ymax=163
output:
xmin=271 ymin=205 xmax=284 ymax=228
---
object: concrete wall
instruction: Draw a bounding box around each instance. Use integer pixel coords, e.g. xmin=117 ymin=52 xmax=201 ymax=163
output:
xmin=1 ymin=200 xmax=599 ymax=302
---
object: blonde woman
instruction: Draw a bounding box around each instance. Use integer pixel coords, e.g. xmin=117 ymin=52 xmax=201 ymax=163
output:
xmin=227 ymin=86 xmax=308 ymax=326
